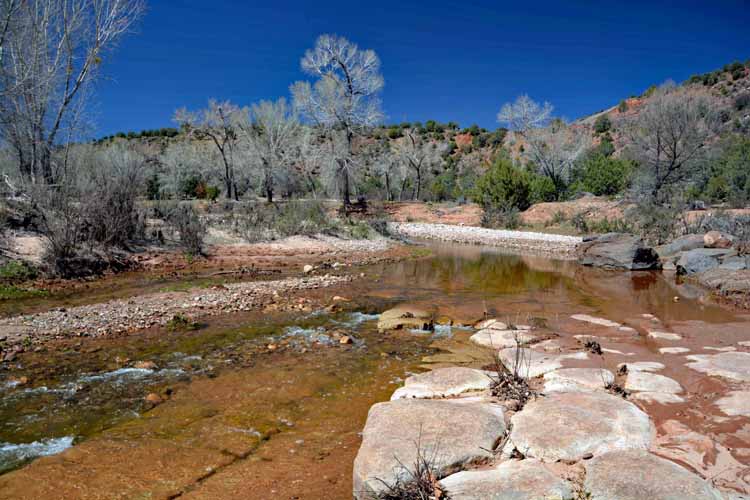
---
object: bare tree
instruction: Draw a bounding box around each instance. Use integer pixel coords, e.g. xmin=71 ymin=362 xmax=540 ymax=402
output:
xmin=394 ymin=128 xmax=446 ymax=200
xmin=0 ymin=0 xmax=145 ymax=184
xmin=290 ymin=34 xmax=383 ymax=206
xmin=244 ymin=97 xmax=300 ymax=203
xmin=160 ymin=139 xmax=216 ymax=199
xmin=174 ymin=99 xmax=248 ymax=200
xmin=498 ymin=95 xmax=589 ymax=197
xmin=292 ymin=127 xmax=326 ymax=199
xmin=623 ymin=85 xmax=721 ymax=204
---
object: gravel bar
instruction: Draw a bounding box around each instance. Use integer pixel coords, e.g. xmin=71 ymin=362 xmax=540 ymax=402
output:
xmin=389 ymin=222 xmax=581 ymax=257
xmin=0 ymin=275 xmax=351 ymax=349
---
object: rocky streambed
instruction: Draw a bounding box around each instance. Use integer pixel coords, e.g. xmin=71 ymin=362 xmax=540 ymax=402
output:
xmin=355 ymin=301 xmax=750 ymax=499
xmin=0 ymin=241 xmax=749 ymax=498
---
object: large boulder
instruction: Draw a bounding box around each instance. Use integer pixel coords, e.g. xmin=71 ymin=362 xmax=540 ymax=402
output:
xmin=439 ymin=459 xmax=574 ymax=500
xmin=704 ymin=230 xmax=734 ymax=249
xmin=677 ymin=248 xmax=733 ymax=275
xmin=353 ymin=399 xmax=505 ymax=498
xmin=390 ymin=367 xmax=491 ymax=400
xmin=377 ymin=306 xmax=433 ymax=332
xmin=506 ymin=391 xmax=654 ymax=462
xmin=655 ymin=234 xmax=705 ymax=258
xmin=584 ymin=449 xmax=723 ymax=500
xmin=577 ymin=233 xmax=660 ymax=270
xmin=695 ymin=268 xmax=750 ymax=297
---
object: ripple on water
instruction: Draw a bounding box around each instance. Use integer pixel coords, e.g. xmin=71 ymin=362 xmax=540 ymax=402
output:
xmin=0 ymin=436 xmax=74 ymax=473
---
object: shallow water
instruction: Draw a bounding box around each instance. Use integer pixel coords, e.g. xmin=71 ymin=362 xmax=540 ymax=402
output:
xmin=0 ymin=242 xmax=749 ymax=497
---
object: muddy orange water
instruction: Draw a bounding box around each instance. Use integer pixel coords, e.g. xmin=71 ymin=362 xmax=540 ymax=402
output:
xmin=1 ymin=242 xmax=749 ymax=498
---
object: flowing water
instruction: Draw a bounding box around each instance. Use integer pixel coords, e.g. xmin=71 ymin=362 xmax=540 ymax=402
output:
xmin=0 ymin=242 xmax=749 ymax=498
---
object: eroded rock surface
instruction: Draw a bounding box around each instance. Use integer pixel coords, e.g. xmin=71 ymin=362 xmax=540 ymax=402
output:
xmin=353 ymin=399 xmax=505 ymax=498
xmin=498 ymin=348 xmax=588 ymax=378
xmin=584 ymin=449 xmax=722 ymax=500
xmin=577 ymin=233 xmax=660 ymax=270
xmin=507 ymin=391 xmax=653 ymax=462
xmin=543 ymin=368 xmax=614 ymax=393
xmin=715 ymin=391 xmax=750 ymax=417
xmin=470 ymin=329 xmax=537 ymax=349
xmin=439 ymin=459 xmax=574 ymax=500
xmin=686 ymin=352 xmax=750 ymax=382
xmin=390 ymin=367 xmax=490 ymax=400
xmin=377 ymin=306 xmax=433 ymax=332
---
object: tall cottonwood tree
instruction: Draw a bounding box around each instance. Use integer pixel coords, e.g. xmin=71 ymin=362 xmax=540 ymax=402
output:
xmin=498 ymin=95 xmax=589 ymax=197
xmin=174 ymin=100 xmax=248 ymax=200
xmin=291 ymin=34 xmax=383 ymax=206
xmin=0 ymin=0 xmax=144 ymax=184
xmin=245 ymin=97 xmax=300 ymax=203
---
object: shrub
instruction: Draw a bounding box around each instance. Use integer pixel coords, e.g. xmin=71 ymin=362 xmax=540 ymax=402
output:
xmin=472 ymin=155 xmax=531 ymax=211
xmin=529 ymin=174 xmax=557 ymax=204
xmin=234 ymin=200 xmax=337 ymax=242
xmin=574 ymin=154 xmax=632 ymax=196
xmin=146 ymin=172 xmax=161 ymax=200
xmin=481 ymin=207 xmax=521 ymax=230
xmin=0 ymin=261 xmax=38 ymax=283
xmin=168 ymin=205 xmax=206 ymax=255
xmin=205 ymin=185 xmax=220 ymax=202
xmin=734 ymin=93 xmax=750 ymax=111
xmin=618 ymin=100 xmax=628 ymax=113
xmin=593 ymin=114 xmax=612 ymax=134
xmin=387 ymin=126 xmax=403 ymax=139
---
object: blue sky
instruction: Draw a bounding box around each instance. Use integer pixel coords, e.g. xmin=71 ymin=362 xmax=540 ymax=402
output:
xmin=94 ymin=0 xmax=749 ymax=136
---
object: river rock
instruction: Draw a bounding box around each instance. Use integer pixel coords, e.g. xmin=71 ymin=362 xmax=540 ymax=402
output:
xmin=696 ymin=268 xmax=750 ymax=296
xmin=648 ymin=330 xmax=682 ymax=341
xmin=718 ymin=256 xmax=749 ymax=271
xmin=704 ymin=231 xmax=734 ymax=249
xmin=577 ymin=233 xmax=660 ymax=271
xmin=377 ymin=306 xmax=433 ymax=332
xmin=655 ymin=234 xmax=705 ymax=258
xmin=498 ymin=347 xmax=588 ymax=378
xmin=715 ymin=391 xmax=750 ymax=417
xmin=470 ymin=329 xmax=537 ymax=349
xmin=474 ymin=318 xmax=508 ymax=330
xmin=390 ymin=367 xmax=491 ymax=400
xmin=659 ymin=347 xmax=690 ymax=354
xmin=584 ymin=449 xmax=723 ymax=500
xmin=677 ymin=248 xmax=732 ymax=275
xmin=571 ymin=314 xmax=621 ymax=328
xmin=686 ymin=352 xmax=750 ymax=382
xmin=543 ymin=368 xmax=614 ymax=393
xmin=618 ymin=361 xmax=664 ymax=373
xmin=506 ymin=391 xmax=653 ymax=462
xmin=439 ymin=459 xmax=574 ymax=500
xmin=353 ymin=399 xmax=505 ymax=498
xmin=625 ymin=372 xmax=682 ymax=393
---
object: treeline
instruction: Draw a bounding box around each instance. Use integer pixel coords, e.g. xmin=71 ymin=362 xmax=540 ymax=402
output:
xmin=0 ymin=0 xmax=748 ymax=277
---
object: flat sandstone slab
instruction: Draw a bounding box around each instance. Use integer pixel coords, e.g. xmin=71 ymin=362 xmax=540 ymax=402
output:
xmin=584 ymin=449 xmax=722 ymax=500
xmin=353 ymin=399 xmax=505 ymax=498
xmin=390 ymin=367 xmax=490 ymax=400
xmin=686 ymin=352 xmax=750 ymax=382
xmin=470 ymin=329 xmax=537 ymax=349
xmin=439 ymin=459 xmax=574 ymax=500
xmin=507 ymin=390 xmax=653 ymax=462
xmin=715 ymin=391 xmax=750 ymax=417
xmin=543 ymin=368 xmax=614 ymax=393
xmin=498 ymin=348 xmax=588 ymax=379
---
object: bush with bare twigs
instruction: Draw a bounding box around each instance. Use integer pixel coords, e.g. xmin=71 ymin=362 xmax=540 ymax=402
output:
xmin=375 ymin=434 xmax=450 ymax=500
